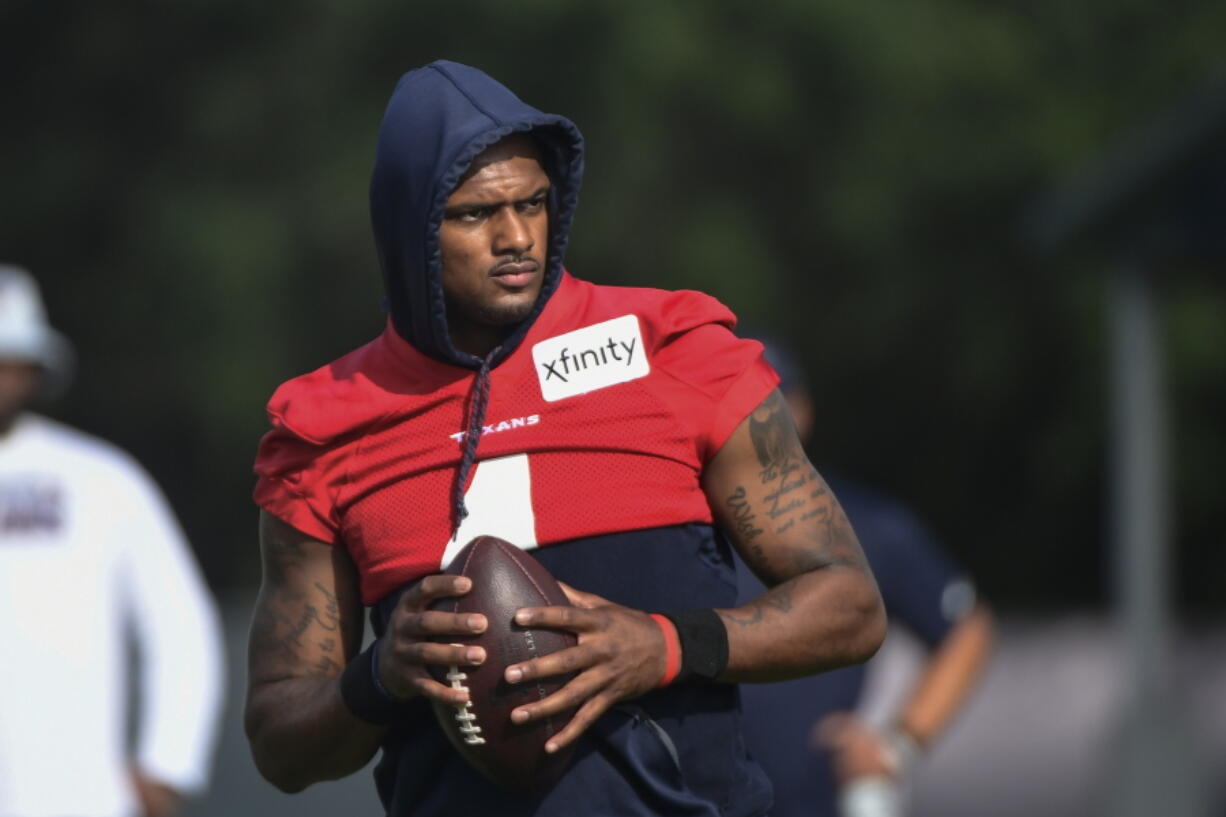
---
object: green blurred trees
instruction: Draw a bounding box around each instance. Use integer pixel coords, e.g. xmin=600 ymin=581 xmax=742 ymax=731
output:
xmin=1 ymin=1 xmax=1222 ymax=609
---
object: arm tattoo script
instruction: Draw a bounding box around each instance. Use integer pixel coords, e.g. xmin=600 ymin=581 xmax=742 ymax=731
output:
xmin=249 ymin=524 xmax=352 ymax=679
xmin=726 ymin=486 xmax=765 ymax=548
xmin=741 ymin=392 xmax=866 ymax=583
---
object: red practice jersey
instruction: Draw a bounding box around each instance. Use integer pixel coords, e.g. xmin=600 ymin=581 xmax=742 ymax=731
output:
xmin=254 ymin=273 xmax=778 ymax=605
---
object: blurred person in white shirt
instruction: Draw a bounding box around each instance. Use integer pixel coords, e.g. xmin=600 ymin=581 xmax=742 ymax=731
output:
xmin=0 ymin=264 xmax=224 ymax=817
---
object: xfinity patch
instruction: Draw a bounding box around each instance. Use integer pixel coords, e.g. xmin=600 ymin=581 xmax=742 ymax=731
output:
xmin=532 ymin=314 xmax=649 ymax=401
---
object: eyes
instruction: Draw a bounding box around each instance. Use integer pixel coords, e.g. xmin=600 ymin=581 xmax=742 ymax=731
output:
xmin=449 ymin=193 xmax=548 ymax=224
xmin=518 ymin=194 xmax=548 ymax=214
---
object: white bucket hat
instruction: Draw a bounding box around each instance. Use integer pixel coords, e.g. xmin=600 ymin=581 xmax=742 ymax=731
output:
xmin=0 ymin=264 xmax=75 ymax=396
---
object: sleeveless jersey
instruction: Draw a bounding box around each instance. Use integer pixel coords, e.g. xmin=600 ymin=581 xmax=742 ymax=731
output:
xmin=254 ymin=273 xmax=778 ymax=606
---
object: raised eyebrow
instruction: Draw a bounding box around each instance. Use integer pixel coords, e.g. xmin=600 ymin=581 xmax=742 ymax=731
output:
xmin=515 ymin=186 xmax=551 ymax=205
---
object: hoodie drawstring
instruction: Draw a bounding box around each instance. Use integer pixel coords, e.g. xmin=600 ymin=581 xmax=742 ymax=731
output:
xmin=451 ymin=350 xmax=497 ymax=539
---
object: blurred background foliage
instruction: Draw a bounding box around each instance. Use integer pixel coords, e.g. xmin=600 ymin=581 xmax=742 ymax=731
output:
xmin=0 ymin=1 xmax=1222 ymax=610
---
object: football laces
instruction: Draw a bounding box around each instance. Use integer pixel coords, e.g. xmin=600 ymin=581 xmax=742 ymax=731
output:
xmin=445 ymin=661 xmax=486 ymax=745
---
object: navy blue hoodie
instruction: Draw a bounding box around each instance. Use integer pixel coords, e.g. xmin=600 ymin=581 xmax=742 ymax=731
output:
xmin=365 ymin=62 xmax=772 ymax=817
xmin=370 ymin=59 xmax=583 ymax=369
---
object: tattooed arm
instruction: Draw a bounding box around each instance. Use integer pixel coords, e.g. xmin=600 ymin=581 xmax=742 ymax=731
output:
xmin=703 ymin=390 xmax=886 ymax=682
xmin=501 ymin=389 xmax=885 ymax=751
xmin=243 ymin=511 xmax=382 ymax=791
xmin=245 ymin=511 xmax=488 ymax=791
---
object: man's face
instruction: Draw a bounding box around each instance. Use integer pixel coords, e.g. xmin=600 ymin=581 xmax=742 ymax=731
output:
xmin=0 ymin=361 xmax=40 ymax=432
xmin=439 ymin=135 xmax=550 ymax=355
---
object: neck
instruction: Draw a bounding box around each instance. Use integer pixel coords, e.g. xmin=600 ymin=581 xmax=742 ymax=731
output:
xmin=449 ymin=329 xmax=500 ymax=359
xmin=447 ymin=317 xmax=512 ymax=360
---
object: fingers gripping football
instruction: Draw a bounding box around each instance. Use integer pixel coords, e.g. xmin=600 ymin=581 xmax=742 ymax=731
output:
xmin=505 ymin=589 xmax=669 ymax=753
xmin=377 ymin=574 xmax=489 ymax=705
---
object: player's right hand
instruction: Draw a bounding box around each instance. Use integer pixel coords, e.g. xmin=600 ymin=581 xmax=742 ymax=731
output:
xmin=376 ymin=574 xmax=488 ymax=706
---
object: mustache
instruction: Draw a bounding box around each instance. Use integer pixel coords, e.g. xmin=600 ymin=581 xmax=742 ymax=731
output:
xmin=489 ymin=256 xmax=541 ymax=274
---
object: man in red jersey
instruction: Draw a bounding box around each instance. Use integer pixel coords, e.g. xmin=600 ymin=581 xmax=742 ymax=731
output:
xmin=245 ymin=60 xmax=885 ymax=817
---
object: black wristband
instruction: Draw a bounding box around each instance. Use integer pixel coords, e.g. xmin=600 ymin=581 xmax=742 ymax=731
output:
xmin=661 ymin=609 xmax=729 ymax=682
xmin=339 ymin=641 xmax=412 ymax=725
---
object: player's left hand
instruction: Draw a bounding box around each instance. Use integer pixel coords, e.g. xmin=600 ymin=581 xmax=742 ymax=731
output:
xmin=812 ymin=712 xmax=897 ymax=782
xmin=504 ymin=582 xmax=668 ymax=753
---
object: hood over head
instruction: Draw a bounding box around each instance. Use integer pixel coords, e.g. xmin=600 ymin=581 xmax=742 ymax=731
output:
xmin=370 ymin=60 xmax=584 ymax=369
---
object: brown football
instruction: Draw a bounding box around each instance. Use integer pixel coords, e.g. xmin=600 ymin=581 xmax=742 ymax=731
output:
xmin=427 ymin=536 xmax=578 ymax=790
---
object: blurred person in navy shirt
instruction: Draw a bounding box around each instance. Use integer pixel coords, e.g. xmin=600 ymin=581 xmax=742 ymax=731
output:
xmin=737 ymin=334 xmax=994 ymax=817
